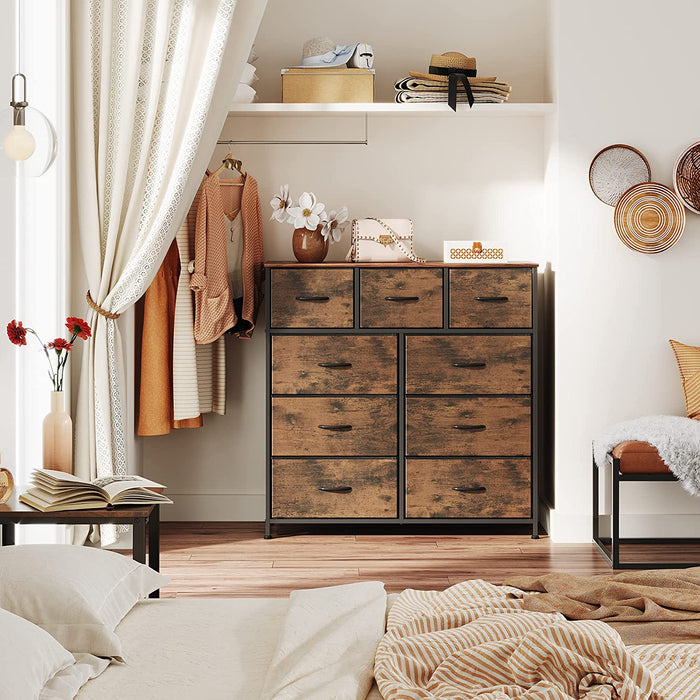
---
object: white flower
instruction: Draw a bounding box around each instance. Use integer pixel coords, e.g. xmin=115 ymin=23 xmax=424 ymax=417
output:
xmin=270 ymin=185 xmax=292 ymax=223
xmin=321 ymin=207 xmax=349 ymax=242
xmin=287 ymin=192 xmax=325 ymax=231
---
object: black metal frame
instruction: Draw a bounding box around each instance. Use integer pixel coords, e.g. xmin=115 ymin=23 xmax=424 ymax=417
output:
xmin=0 ymin=505 xmax=161 ymax=597
xmin=592 ymin=455 xmax=700 ymax=569
xmin=265 ymin=265 xmax=541 ymax=539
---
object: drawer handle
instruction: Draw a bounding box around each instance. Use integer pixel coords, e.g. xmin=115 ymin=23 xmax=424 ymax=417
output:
xmin=451 ymin=424 xmax=487 ymax=432
xmin=295 ymin=295 xmax=330 ymax=302
xmin=318 ymin=486 xmax=353 ymax=494
xmin=318 ymin=424 xmax=353 ymax=432
xmin=474 ymin=296 xmax=509 ymax=303
xmin=451 ymin=361 xmax=487 ymax=369
xmin=384 ymin=296 xmax=419 ymax=302
xmin=317 ymin=362 xmax=352 ymax=369
xmin=452 ymin=486 xmax=486 ymax=493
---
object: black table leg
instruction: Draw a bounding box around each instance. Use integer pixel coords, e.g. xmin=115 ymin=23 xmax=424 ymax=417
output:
xmin=133 ymin=517 xmax=146 ymax=565
xmin=2 ymin=522 xmax=15 ymax=546
xmin=148 ymin=505 xmax=160 ymax=598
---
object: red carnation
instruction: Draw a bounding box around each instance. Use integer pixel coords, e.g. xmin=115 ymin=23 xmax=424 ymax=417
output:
xmin=65 ymin=317 xmax=91 ymax=340
xmin=7 ymin=320 xmax=27 ymax=346
xmin=47 ymin=338 xmax=72 ymax=352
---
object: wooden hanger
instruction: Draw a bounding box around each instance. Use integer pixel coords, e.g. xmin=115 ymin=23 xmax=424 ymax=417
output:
xmin=213 ymin=154 xmax=246 ymax=186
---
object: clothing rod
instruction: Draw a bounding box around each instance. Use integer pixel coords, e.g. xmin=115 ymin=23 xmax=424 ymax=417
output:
xmin=218 ymin=112 xmax=368 ymax=146
xmin=216 ymin=139 xmax=367 ymax=145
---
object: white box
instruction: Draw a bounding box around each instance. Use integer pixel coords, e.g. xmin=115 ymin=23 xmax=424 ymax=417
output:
xmin=443 ymin=240 xmax=506 ymax=264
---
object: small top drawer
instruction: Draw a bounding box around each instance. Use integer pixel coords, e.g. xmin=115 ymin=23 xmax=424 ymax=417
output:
xmin=360 ymin=268 xmax=442 ymax=328
xmin=271 ymin=268 xmax=353 ymax=328
xmin=450 ymin=268 xmax=532 ymax=328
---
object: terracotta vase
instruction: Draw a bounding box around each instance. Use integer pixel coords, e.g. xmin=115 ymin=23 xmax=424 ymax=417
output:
xmin=42 ymin=391 xmax=72 ymax=473
xmin=292 ymin=225 xmax=329 ymax=263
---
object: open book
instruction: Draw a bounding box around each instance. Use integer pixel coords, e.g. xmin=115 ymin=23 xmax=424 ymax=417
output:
xmin=19 ymin=469 xmax=173 ymax=512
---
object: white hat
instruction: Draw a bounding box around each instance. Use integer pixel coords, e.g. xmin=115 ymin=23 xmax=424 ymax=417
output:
xmin=298 ymin=37 xmax=362 ymax=68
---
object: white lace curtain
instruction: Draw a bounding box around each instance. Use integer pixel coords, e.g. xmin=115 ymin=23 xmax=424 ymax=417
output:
xmin=71 ymin=0 xmax=266 ymax=543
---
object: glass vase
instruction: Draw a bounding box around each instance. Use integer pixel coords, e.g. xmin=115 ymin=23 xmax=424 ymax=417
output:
xmin=42 ymin=391 xmax=72 ymax=473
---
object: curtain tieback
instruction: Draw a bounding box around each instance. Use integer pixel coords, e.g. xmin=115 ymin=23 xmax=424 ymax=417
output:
xmin=86 ymin=291 xmax=121 ymax=320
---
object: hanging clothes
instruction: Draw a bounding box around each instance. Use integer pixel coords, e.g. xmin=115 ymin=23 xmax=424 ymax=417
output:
xmin=137 ymin=240 xmax=203 ymax=436
xmin=190 ymin=172 xmax=236 ymax=344
xmin=219 ymin=173 xmax=265 ymax=338
xmin=137 ymin=185 xmax=226 ymax=436
xmin=173 ymin=186 xmax=226 ymax=420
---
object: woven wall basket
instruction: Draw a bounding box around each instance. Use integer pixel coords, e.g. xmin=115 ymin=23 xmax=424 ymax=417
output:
xmin=674 ymin=142 xmax=700 ymax=215
xmin=614 ymin=182 xmax=686 ymax=254
xmin=589 ymin=144 xmax=651 ymax=206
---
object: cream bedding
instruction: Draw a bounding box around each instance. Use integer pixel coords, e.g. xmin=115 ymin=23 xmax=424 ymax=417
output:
xmin=76 ymin=598 xmax=289 ymax=700
xmin=75 ymin=596 xmax=388 ymax=700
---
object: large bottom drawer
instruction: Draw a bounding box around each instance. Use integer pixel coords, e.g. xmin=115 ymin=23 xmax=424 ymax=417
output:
xmin=272 ymin=459 xmax=397 ymax=518
xmin=405 ymin=458 xmax=531 ymax=518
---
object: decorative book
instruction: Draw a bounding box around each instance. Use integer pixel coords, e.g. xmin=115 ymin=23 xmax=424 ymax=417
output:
xmin=19 ymin=469 xmax=172 ymax=512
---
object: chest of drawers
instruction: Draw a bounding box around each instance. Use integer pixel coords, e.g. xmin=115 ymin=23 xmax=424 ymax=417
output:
xmin=264 ymin=262 xmax=541 ymax=538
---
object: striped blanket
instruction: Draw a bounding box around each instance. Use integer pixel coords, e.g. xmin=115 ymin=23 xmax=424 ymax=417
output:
xmin=374 ymin=580 xmax=700 ymax=699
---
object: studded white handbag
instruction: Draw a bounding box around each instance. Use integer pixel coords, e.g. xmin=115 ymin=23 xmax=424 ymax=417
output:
xmin=346 ymin=218 xmax=425 ymax=263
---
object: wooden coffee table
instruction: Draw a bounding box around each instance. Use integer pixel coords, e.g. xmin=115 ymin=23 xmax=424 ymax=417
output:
xmin=0 ymin=498 xmax=161 ymax=598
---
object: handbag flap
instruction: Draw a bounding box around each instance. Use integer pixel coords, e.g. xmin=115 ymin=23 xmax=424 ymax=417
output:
xmin=354 ymin=218 xmax=412 ymax=240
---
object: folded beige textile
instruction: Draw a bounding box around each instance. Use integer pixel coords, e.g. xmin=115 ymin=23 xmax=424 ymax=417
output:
xmin=375 ymin=579 xmax=663 ymax=699
xmin=395 ymin=76 xmax=511 ymax=94
xmin=505 ymin=568 xmax=700 ymax=645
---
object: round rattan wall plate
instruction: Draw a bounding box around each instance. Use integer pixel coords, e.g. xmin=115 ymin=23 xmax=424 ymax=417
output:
xmin=589 ymin=144 xmax=652 ymax=206
xmin=614 ymin=182 xmax=686 ymax=254
xmin=674 ymin=141 xmax=700 ymax=214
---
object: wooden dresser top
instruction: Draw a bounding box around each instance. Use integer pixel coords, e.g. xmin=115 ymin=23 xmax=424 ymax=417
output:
xmin=264 ymin=261 xmax=538 ymax=269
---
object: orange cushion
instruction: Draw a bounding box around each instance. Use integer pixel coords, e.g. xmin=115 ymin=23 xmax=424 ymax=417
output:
xmin=611 ymin=441 xmax=671 ymax=474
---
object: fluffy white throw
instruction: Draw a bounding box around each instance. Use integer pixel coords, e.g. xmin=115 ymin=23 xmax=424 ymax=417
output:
xmin=593 ymin=415 xmax=700 ymax=495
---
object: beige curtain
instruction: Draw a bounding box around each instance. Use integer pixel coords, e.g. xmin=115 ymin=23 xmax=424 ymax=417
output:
xmin=71 ymin=0 xmax=267 ymax=543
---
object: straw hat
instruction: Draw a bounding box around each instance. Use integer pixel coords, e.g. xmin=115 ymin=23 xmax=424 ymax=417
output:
xmin=298 ymin=37 xmax=357 ymax=68
xmin=409 ymin=52 xmax=494 ymax=84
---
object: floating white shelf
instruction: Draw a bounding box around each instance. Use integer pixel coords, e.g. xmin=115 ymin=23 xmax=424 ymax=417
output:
xmin=227 ymin=102 xmax=555 ymax=117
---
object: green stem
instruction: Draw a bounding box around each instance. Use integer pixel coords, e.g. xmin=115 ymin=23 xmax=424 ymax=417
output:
xmin=26 ymin=328 xmax=58 ymax=390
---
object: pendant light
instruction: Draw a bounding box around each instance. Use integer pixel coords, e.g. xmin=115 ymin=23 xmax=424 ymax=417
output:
xmin=0 ymin=1 xmax=57 ymax=177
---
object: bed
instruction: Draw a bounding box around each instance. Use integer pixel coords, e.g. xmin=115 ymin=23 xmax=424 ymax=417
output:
xmin=77 ymin=596 xmax=387 ymax=700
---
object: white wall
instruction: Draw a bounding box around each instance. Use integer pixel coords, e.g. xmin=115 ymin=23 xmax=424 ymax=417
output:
xmin=145 ymin=0 xmax=700 ymax=542
xmin=551 ymin=0 xmax=700 ymax=541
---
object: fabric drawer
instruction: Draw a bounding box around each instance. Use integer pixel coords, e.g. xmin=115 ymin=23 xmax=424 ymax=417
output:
xmin=405 ymin=458 xmax=531 ymax=518
xmin=360 ymin=268 xmax=442 ymax=328
xmin=449 ymin=268 xmax=532 ymax=328
xmin=406 ymin=396 xmax=531 ymax=456
xmin=270 ymin=268 xmax=353 ymax=328
xmin=272 ymin=335 xmax=397 ymax=395
xmin=405 ymin=335 xmax=531 ymax=395
xmin=272 ymin=396 xmax=397 ymax=456
xmin=272 ymin=459 xmax=397 ymax=518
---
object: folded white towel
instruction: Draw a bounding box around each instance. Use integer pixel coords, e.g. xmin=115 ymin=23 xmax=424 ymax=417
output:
xmin=231 ymin=83 xmax=256 ymax=105
xmin=239 ymin=62 xmax=258 ymax=87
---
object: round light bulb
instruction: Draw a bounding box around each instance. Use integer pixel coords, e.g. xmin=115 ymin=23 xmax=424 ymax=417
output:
xmin=3 ymin=125 xmax=36 ymax=161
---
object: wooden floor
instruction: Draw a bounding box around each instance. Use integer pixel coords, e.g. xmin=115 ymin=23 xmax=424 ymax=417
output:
xmin=153 ymin=522 xmax=637 ymax=598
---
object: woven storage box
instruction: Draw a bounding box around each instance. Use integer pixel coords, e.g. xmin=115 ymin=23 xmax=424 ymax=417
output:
xmin=281 ymin=68 xmax=374 ymax=103
xmin=443 ymin=240 xmax=506 ymax=264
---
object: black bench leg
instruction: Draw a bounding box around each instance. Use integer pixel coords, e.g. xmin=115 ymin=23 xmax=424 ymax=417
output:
xmin=148 ymin=506 xmax=160 ymax=598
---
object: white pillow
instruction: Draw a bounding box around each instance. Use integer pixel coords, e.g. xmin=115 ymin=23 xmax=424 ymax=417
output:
xmin=0 ymin=606 xmax=109 ymax=699
xmin=0 ymin=544 xmax=168 ymax=658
